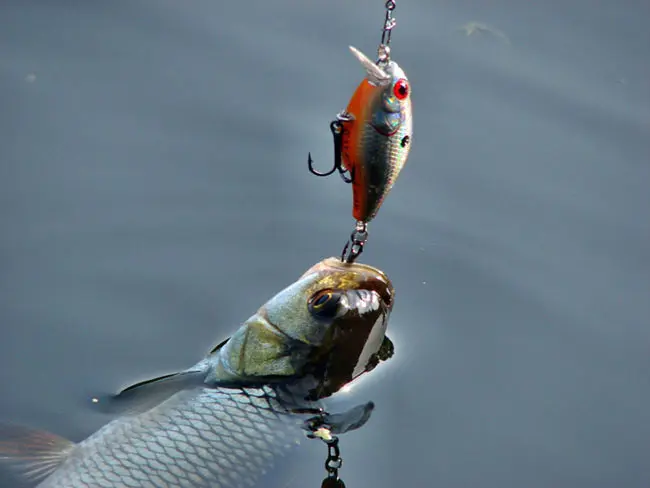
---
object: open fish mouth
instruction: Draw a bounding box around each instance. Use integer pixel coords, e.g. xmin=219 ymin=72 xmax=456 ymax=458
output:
xmin=344 ymin=288 xmax=384 ymax=316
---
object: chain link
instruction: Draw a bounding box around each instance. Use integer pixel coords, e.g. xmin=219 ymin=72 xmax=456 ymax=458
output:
xmin=305 ymin=413 xmax=347 ymax=487
xmin=321 ymin=434 xmax=346 ymax=487
xmin=325 ymin=437 xmax=342 ymax=474
xmin=378 ymin=0 xmax=397 ymax=64
xmin=341 ymin=221 xmax=368 ymax=264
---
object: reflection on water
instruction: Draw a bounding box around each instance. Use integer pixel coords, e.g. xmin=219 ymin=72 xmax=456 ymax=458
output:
xmin=1 ymin=1 xmax=649 ymax=487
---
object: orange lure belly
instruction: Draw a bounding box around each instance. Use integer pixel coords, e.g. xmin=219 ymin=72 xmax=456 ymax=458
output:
xmin=340 ymin=79 xmax=378 ymax=222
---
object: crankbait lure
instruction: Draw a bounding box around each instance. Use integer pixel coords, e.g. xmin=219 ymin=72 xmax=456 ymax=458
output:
xmin=308 ymin=1 xmax=413 ymax=263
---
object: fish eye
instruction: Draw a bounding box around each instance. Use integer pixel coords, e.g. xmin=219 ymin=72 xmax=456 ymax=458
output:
xmin=308 ymin=290 xmax=342 ymax=318
xmin=314 ymin=293 xmax=331 ymax=306
xmin=393 ymin=78 xmax=409 ymax=100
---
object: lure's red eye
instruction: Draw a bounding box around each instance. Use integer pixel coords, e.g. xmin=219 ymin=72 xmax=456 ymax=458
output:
xmin=394 ymin=78 xmax=409 ymax=100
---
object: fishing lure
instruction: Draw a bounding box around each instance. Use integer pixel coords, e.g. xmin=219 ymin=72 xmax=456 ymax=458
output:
xmin=308 ymin=0 xmax=413 ymax=263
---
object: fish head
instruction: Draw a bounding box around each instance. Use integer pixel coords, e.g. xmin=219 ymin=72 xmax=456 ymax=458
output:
xmin=294 ymin=257 xmax=396 ymax=399
xmin=266 ymin=256 xmax=394 ymax=345
xmin=211 ymin=257 xmax=394 ymax=392
xmin=348 ymin=46 xmax=411 ymax=137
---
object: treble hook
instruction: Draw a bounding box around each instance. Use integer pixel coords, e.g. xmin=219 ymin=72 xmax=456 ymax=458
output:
xmin=307 ymin=117 xmax=354 ymax=184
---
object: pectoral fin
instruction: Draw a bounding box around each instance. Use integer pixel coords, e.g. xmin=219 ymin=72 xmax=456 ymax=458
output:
xmin=303 ymin=401 xmax=375 ymax=437
xmin=324 ymin=401 xmax=375 ymax=434
xmin=0 ymin=423 xmax=75 ymax=487
xmin=91 ymin=370 xmax=207 ymax=416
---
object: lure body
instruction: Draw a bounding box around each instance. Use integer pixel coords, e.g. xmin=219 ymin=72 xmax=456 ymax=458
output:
xmin=341 ymin=46 xmax=413 ymax=222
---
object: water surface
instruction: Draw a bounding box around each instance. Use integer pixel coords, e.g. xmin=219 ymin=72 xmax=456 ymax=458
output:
xmin=1 ymin=1 xmax=649 ymax=487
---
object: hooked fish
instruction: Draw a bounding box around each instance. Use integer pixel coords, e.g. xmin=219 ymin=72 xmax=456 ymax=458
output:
xmin=0 ymin=257 xmax=395 ymax=488
xmin=341 ymin=46 xmax=413 ymax=223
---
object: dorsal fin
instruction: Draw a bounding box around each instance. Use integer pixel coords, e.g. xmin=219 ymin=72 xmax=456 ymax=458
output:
xmin=91 ymin=369 xmax=206 ymax=416
xmin=209 ymin=337 xmax=230 ymax=355
xmin=0 ymin=423 xmax=75 ymax=487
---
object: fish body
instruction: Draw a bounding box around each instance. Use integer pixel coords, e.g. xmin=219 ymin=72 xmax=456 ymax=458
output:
xmin=39 ymin=387 xmax=304 ymax=488
xmin=341 ymin=46 xmax=413 ymax=223
xmin=0 ymin=258 xmax=394 ymax=488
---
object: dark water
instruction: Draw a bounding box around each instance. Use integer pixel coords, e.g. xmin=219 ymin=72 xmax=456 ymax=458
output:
xmin=1 ymin=1 xmax=649 ymax=487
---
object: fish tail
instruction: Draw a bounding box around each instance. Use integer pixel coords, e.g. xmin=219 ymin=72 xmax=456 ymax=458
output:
xmin=0 ymin=422 xmax=75 ymax=487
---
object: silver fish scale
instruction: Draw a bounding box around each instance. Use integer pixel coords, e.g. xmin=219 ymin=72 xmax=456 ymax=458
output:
xmin=38 ymin=386 xmax=305 ymax=488
xmin=360 ymin=98 xmax=412 ymax=222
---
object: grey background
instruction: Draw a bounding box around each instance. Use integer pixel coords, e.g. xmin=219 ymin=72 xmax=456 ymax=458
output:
xmin=1 ymin=1 xmax=649 ymax=487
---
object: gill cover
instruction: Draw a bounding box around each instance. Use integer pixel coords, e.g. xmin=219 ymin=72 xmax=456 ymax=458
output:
xmin=208 ymin=257 xmax=394 ymax=391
